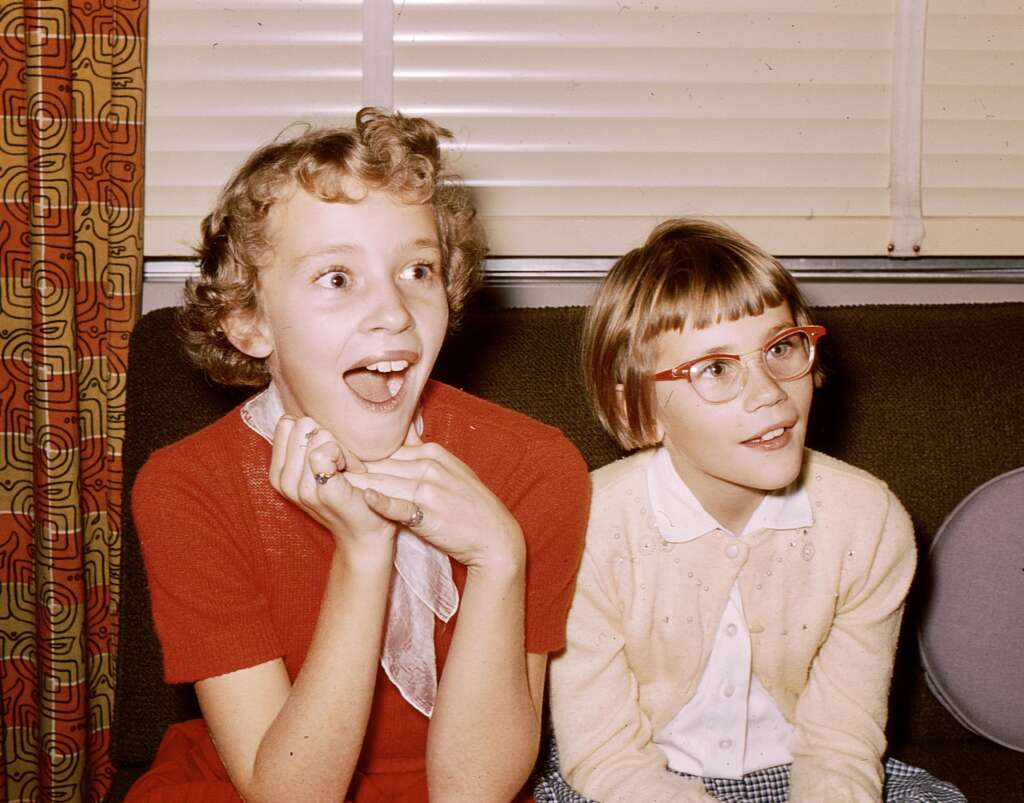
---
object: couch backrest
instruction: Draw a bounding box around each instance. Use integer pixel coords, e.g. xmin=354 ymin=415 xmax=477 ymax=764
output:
xmin=112 ymin=302 xmax=1024 ymax=768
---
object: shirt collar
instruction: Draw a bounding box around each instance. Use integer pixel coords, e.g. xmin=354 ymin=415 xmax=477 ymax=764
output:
xmin=646 ymin=446 xmax=813 ymax=542
xmin=241 ymin=382 xmax=425 ymax=441
xmin=240 ymin=383 xmax=284 ymax=441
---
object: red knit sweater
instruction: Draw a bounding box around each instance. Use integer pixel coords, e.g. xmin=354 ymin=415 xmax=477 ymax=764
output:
xmin=127 ymin=380 xmax=590 ymax=803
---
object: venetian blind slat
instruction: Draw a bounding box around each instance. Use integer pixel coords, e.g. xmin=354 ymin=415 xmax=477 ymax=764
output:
xmin=395 ymin=0 xmax=894 ymax=255
xmin=144 ymin=0 xmax=1024 ymax=257
xmin=145 ymin=0 xmax=362 ymax=254
xmin=922 ymin=1 xmax=1024 ymax=248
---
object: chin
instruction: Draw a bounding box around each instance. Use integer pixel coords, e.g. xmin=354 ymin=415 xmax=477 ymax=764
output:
xmin=762 ymin=462 xmax=805 ymax=491
xmin=736 ymin=457 xmax=803 ymax=493
xmin=350 ymin=442 xmax=399 ymax=463
xmin=348 ymin=431 xmax=406 ymax=462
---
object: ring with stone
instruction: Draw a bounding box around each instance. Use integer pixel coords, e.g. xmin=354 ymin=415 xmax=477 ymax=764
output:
xmin=313 ymin=470 xmax=334 ymax=485
xmin=404 ymin=503 xmax=424 ymax=529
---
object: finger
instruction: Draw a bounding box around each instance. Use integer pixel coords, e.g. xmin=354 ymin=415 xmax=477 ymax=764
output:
xmin=300 ymin=426 xmax=366 ymax=476
xmin=307 ymin=440 xmax=343 ymax=482
xmin=340 ymin=442 xmax=367 ymax=474
xmin=269 ymin=416 xmax=297 ymax=485
xmin=368 ymin=443 xmax=472 ymax=484
xmin=280 ymin=417 xmax=322 ymax=493
xmin=355 ymin=457 xmax=435 ymax=481
xmin=299 ymin=435 xmax=368 ymax=513
xmin=293 ymin=427 xmax=338 ymax=505
xmin=309 ymin=464 xmax=394 ymax=535
xmin=367 ymin=439 xmax=451 ymax=467
xmin=343 ymin=472 xmax=419 ymax=501
xmin=274 ymin=416 xmax=319 ymax=493
xmin=363 ymin=488 xmax=420 ymax=526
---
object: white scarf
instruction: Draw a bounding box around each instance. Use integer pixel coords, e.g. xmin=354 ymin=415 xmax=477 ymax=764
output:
xmin=241 ymin=383 xmax=459 ymax=717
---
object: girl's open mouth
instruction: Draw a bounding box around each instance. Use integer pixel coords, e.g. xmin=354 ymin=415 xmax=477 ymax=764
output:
xmin=344 ymin=359 xmax=409 ymax=404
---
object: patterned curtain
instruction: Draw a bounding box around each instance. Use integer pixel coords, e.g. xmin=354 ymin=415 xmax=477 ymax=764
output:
xmin=0 ymin=0 xmax=146 ymax=800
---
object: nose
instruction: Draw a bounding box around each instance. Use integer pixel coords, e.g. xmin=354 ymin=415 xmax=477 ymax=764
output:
xmin=742 ymin=358 xmax=787 ymax=411
xmin=360 ymin=277 xmax=413 ymax=333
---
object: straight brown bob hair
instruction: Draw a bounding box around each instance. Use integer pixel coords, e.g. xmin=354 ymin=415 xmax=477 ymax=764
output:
xmin=583 ymin=218 xmax=818 ymax=451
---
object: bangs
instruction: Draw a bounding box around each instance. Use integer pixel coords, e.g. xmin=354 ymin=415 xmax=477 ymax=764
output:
xmin=639 ymin=252 xmax=795 ymax=346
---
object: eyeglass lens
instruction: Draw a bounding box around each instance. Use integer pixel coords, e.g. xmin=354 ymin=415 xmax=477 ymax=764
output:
xmin=690 ymin=330 xmax=813 ymax=402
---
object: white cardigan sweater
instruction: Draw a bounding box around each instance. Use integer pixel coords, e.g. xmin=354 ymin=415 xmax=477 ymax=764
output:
xmin=548 ymin=449 xmax=916 ymax=803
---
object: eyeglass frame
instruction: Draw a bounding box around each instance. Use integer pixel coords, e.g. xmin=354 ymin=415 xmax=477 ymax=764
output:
xmin=647 ymin=324 xmax=827 ymax=403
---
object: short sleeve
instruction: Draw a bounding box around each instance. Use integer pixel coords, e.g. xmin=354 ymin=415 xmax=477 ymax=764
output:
xmin=133 ymin=445 xmax=283 ymax=683
xmin=505 ymin=433 xmax=591 ymax=654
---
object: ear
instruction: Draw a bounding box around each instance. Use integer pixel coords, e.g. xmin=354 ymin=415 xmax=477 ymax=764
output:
xmin=222 ymin=308 xmax=274 ymax=359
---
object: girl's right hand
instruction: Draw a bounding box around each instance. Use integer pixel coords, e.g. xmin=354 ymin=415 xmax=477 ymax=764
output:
xmin=269 ymin=416 xmax=397 ymax=555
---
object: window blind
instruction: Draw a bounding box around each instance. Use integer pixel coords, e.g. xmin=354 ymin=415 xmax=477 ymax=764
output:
xmin=144 ymin=0 xmax=363 ymax=254
xmin=922 ymin=0 xmax=1024 ymax=254
xmin=144 ymin=0 xmax=1024 ymax=257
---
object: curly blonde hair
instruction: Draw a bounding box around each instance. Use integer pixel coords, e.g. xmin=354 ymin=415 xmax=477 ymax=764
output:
xmin=179 ymin=107 xmax=487 ymax=387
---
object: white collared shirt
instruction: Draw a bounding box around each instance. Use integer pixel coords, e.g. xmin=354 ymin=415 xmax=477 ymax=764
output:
xmin=646 ymin=447 xmax=813 ymax=779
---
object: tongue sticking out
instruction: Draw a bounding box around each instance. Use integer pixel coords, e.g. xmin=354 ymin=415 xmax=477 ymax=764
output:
xmin=344 ymin=368 xmax=403 ymax=403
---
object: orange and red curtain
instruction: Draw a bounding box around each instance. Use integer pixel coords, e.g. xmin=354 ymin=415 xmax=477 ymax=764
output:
xmin=0 ymin=0 xmax=146 ymax=800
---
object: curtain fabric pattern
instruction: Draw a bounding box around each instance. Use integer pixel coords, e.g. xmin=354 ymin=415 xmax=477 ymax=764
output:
xmin=0 ymin=0 xmax=145 ymax=800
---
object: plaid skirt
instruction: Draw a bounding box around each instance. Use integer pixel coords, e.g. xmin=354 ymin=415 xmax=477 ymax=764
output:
xmin=532 ymin=735 xmax=967 ymax=803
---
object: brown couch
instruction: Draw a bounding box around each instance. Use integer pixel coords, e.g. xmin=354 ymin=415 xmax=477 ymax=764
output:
xmin=106 ymin=301 xmax=1024 ymax=801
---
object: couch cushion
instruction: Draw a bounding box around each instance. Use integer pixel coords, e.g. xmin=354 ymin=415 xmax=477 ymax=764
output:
xmin=919 ymin=466 xmax=1024 ymax=752
xmin=111 ymin=302 xmax=1024 ymax=802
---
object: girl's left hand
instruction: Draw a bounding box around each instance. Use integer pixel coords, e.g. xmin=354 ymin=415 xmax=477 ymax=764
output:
xmin=343 ymin=428 xmax=525 ymax=572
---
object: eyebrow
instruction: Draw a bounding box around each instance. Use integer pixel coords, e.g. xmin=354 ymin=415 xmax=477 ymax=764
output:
xmin=292 ymin=244 xmax=357 ymax=269
xmin=693 ymin=322 xmax=794 ymax=357
xmin=293 ymin=237 xmax=441 ymax=269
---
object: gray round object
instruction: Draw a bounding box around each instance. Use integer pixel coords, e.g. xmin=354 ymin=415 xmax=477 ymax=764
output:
xmin=919 ymin=466 xmax=1024 ymax=752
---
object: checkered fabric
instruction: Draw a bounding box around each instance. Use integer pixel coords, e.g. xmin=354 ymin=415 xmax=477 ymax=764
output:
xmin=532 ymin=735 xmax=967 ymax=803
